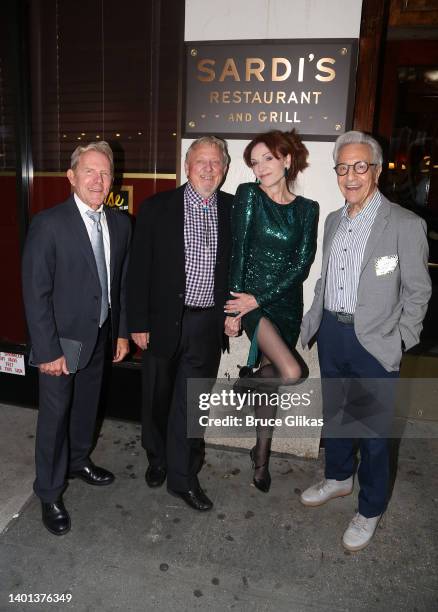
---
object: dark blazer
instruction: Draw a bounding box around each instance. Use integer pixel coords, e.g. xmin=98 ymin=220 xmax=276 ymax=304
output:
xmin=127 ymin=184 xmax=233 ymax=358
xmin=22 ymin=196 xmax=132 ymax=369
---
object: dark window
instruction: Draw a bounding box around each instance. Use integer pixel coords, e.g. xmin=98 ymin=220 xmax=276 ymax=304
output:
xmin=29 ymin=0 xmax=184 ymax=173
xmin=382 ymin=66 xmax=438 ymax=215
xmin=0 ymin=17 xmax=17 ymax=170
xmin=0 ymin=3 xmax=26 ymax=344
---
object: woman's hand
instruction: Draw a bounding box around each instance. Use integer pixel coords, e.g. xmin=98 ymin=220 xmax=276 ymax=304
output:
xmin=224 ymin=291 xmax=259 ymax=320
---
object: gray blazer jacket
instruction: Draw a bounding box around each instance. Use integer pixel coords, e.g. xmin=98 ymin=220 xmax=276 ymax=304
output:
xmin=300 ymin=192 xmax=431 ymax=371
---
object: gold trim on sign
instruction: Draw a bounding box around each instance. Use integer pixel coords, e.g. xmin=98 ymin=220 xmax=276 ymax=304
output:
xmin=33 ymin=172 xmax=176 ymax=179
xmin=0 ymin=172 xmax=17 ymax=177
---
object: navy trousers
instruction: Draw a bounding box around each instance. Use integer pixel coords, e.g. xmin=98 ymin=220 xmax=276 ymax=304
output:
xmin=35 ymin=320 xmax=109 ymax=502
xmin=317 ymin=310 xmax=399 ymax=518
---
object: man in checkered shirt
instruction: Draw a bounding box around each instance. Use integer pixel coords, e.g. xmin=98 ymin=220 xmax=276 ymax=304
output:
xmin=127 ymin=136 xmax=233 ymax=511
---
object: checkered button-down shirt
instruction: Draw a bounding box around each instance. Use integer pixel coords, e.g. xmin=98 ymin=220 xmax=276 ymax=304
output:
xmin=324 ymin=189 xmax=381 ymax=314
xmin=184 ymin=182 xmax=218 ymax=307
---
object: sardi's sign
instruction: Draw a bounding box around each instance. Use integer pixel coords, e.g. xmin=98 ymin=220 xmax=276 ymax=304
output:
xmin=184 ymin=40 xmax=357 ymax=139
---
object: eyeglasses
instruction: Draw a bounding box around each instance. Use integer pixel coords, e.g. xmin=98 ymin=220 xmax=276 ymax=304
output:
xmin=333 ymin=161 xmax=377 ymax=176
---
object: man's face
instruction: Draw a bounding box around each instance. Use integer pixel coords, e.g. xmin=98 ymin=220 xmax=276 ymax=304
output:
xmin=67 ymin=150 xmax=112 ymax=210
xmin=336 ymin=143 xmax=381 ymax=208
xmin=185 ymin=144 xmax=226 ymax=199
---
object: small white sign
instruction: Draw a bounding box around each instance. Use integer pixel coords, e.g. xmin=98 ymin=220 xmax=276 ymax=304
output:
xmin=0 ymin=352 xmax=25 ymax=376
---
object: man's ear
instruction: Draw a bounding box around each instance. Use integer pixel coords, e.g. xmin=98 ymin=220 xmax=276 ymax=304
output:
xmin=66 ymin=168 xmax=75 ymax=187
xmin=375 ymin=165 xmax=382 ymax=184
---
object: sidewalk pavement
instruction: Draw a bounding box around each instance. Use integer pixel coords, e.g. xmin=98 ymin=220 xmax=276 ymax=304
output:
xmin=0 ymin=402 xmax=437 ymax=612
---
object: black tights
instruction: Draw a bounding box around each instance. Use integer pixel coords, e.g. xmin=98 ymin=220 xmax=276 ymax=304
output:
xmin=251 ymin=317 xmax=301 ymax=476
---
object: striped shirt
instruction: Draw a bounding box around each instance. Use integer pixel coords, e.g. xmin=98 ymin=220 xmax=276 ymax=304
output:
xmin=324 ymin=190 xmax=381 ymax=314
xmin=184 ymin=182 xmax=218 ymax=307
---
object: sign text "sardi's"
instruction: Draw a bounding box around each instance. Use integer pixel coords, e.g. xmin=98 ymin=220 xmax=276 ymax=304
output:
xmin=184 ymin=40 xmax=357 ymax=139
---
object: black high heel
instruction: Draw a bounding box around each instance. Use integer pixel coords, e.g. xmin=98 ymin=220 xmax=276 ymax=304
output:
xmin=234 ymin=365 xmax=279 ymax=394
xmin=250 ymin=446 xmax=271 ymax=493
xmin=233 ymin=366 xmax=254 ymax=393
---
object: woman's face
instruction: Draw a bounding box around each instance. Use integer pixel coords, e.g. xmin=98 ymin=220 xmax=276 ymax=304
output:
xmin=249 ymin=142 xmax=291 ymax=189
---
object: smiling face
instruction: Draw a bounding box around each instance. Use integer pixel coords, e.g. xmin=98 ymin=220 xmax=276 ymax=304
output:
xmin=336 ymin=143 xmax=381 ymax=209
xmin=249 ymin=142 xmax=291 ymax=190
xmin=67 ymin=150 xmax=113 ymax=210
xmin=185 ymin=143 xmax=226 ymax=198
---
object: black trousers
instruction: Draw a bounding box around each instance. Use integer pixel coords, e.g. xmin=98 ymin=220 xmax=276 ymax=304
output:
xmin=34 ymin=321 xmax=109 ymax=502
xmin=141 ymin=308 xmax=222 ymax=492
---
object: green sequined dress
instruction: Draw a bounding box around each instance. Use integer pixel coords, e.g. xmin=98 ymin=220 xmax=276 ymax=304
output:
xmin=229 ymin=182 xmax=319 ymax=367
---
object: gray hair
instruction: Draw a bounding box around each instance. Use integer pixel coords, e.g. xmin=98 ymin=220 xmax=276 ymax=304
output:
xmin=185 ymin=136 xmax=230 ymax=167
xmin=70 ymin=141 xmax=114 ymax=175
xmin=333 ymin=131 xmax=383 ymax=166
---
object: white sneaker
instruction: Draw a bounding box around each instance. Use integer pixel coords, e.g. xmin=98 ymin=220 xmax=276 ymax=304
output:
xmin=300 ymin=476 xmax=353 ymax=507
xmin=342 ymin=513 xmax=381 ymax=552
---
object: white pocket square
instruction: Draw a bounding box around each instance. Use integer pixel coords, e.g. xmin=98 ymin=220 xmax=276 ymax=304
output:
xmin=375 ymin=255 xmax=399 ymax=276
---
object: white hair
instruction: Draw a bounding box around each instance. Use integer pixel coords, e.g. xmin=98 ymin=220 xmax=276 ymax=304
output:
xmin=185 ymin=136 xmax=230 ymax=166
xmin=333 ymin=131 xmax=383 ymax=166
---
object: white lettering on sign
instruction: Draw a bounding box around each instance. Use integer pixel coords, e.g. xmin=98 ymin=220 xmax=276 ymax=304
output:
xmin=0 ymin=352 xmax=25 ymax=376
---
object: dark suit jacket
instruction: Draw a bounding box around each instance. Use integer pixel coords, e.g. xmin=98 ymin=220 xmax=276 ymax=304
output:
xmin=127 ymin=184 xmax=233 ymax=359
xmin=22 ymin=196 xmax=132 ymax=369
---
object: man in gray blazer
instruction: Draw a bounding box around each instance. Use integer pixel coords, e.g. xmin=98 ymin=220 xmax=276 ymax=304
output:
xmin=22 ymin=142 xmax=131 ymax=536
xmin=300 ymin=131 xmax=431 ymax=551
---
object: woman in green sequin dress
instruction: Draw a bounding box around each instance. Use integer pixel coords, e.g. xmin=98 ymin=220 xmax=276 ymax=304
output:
xmin=224 ymin=130 xmax=319 ymax=492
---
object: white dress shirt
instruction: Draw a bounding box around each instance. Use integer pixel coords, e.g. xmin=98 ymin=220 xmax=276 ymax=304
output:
xmin=74 ymin=194 xmax=111 ymax=305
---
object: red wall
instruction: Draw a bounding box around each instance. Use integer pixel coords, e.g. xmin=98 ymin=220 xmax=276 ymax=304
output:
xmin=0 ymin=175 xmax=176 ymax=347
xmin=0 ymin=176 xmax=26 ymax=344
xmin=31 ymin=176 xmax=176 ymax=216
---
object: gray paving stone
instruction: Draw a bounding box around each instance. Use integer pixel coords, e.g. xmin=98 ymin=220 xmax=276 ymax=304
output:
xmin=0 ymin=404 xmax=437 ymax=612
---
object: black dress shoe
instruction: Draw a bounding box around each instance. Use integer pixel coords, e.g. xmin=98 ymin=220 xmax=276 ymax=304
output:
xmin=69 ymin=463 xmax=115 ymax=486
xmin=168 ymin=487 xmax=213 ymax=511
xmin=194 ymin=484 xmax=212 ymax=506
xmin=41 ymin=499 xmax=71 ymax=536
xmin=145 ymin=465 xmax=167 ymax=488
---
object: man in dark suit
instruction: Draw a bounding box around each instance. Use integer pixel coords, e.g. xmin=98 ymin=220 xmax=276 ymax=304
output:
xmin=22 ymin=141 xmax=131 ymax=535
xmin=127 ymin=136 xmax=232 ymax=511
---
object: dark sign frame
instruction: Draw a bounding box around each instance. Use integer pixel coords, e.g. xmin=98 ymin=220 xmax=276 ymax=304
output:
xmin=183 ymin=38 xmax=358 ymax=141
